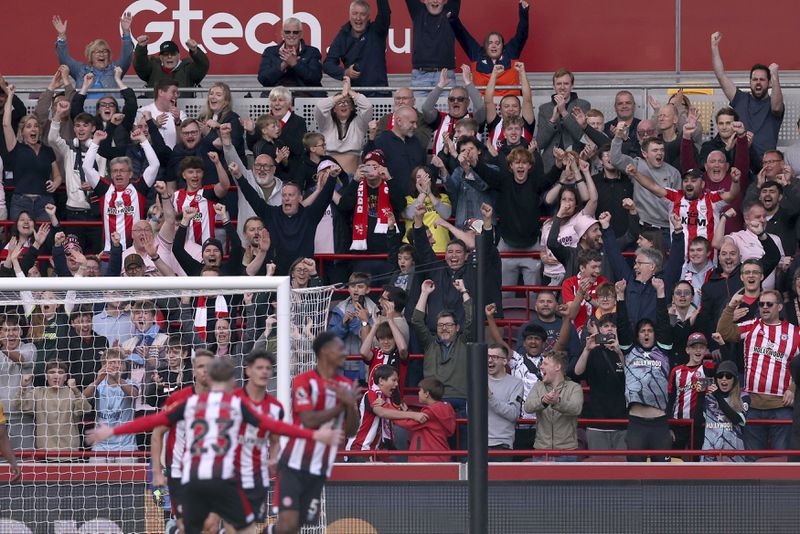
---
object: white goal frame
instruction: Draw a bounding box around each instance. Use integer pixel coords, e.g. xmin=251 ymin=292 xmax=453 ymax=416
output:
xmin=0 ymin=275 xmax=294 ymax=412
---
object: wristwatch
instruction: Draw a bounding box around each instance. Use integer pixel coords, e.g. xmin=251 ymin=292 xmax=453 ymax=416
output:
xmin=361 ymin=321 xmax=368 ymax=327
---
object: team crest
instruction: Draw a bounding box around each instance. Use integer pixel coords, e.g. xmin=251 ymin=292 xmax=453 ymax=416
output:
xmin=781 ymin=335 xmax=788 ymax=341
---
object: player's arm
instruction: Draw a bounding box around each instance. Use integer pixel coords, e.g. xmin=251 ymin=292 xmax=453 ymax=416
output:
xmin=150 ymin=425 xmax=168 ymax=486
xmin=0 ymin=423 xmax=20 ymax=482
xmin=242 ymin=401 xmax=339 ymax=444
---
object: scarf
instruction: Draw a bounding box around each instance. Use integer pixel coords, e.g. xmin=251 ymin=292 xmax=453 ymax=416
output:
xmin=350 ymin=179 xmax=390 ymax=251
xmin=194 ymin=295 xmax=229 ymax=341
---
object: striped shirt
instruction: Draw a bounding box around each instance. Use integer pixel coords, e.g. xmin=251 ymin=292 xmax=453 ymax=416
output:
xmin=739 ymin=319 xmax=800 ymax=397
xmin=233 ymin=388 xmax=284 ymax=490
xmin=281 ymin=369 xmax=352 ymax=478
xmin=664 ymin=189 xmax=725 ymax=260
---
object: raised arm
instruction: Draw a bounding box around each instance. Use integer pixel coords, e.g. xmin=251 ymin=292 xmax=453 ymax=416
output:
xmin=719 ymin=167 xmax=742 ymax=204
xmin=710 ymin=32 xmax=737 ymax=102
xmin=712 ymin=209 xmax=736 ymax=250
xmin=626 ymin=163 xmax=667 ymax=198
xmin=504 ymin=1 xmax=530 ymax=59
xmin=2 ymin=83 xmax=17 ymax=152
xmin=716 ymin=291 xmax=745 ymax=343
xmin=462 ymin=66 xmax=486 ymax=124
xmin=516 ymin=62 xmax=535 ymax=125
xmin=447 ymin=10 xmax=483 ymax=60
xmin=82 ymin=131 xmax=107 ymax=188
xmin=484 ymin=65 xmax=502 ymax=125
xmin=768 ymin=63 xmax=785 ymax=116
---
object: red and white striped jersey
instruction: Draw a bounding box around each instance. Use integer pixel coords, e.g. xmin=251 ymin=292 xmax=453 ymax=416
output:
xmin=280 ymin=369 xmax=353 ymax=478
xmin=162 ymin=386 xmax=195 ymax=479
xmin=173 ymin=187 xmax=217 ymax=246
xmin=432 ymin=112 xmax=472 ymax=156
xmin=101 ymin=182 xmax=147 ymax=251
xmin=487 ymin=116 xmax=534 ymax=150
xmin=346 ymin=388 xmax=396 ymax=452
xmin=668 ymin=362 xmax=714 ymax=419
xmin=664 ymin=189 xmax=725 ymax=259
xmin=82 ymin=139 xmax=160 ymax=251
xmin=233 ymin=388 xmax=284 ymax=490
xmin=739 ymin=319 xmax=800 ymax=396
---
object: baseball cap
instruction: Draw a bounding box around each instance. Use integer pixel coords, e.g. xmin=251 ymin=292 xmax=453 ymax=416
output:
xmin=124 ymin=254 xmax=145 ymax=270
xmin=159 ymin=41 xmax=180 ymax=55
xmin=682 ymin=168 xmax=704 ymax=180
xmin=686 ymin=332 xmax=708 ymax=346
xmin=317 ymin=159 xmax=339 ymax=173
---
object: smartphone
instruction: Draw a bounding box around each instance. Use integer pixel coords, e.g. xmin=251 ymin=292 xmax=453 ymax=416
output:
xmin=595 ymin=333 xmax=616 ymax=345
xmin=697 ymin=377 xmax=714 ymax=389
xmin=357 ymin=295 xmax=366 ymax=306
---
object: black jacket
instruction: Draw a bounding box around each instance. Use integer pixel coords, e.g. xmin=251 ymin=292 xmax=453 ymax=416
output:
xmin=173 ymin=221 xmax=244 ymax=277
xmin=323 ymin=0 xmax=390 ymax=90
xmin=258 ymin=41 xmax=323 ymax=90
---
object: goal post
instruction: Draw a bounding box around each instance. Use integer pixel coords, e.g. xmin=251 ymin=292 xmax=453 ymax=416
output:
xmin=0 ymin=276 xmax=294 ymax=410
xmin=0 ymin=275 xmax=336 ymax=533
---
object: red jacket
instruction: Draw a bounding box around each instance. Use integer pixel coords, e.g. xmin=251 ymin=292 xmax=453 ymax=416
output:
xmin=395 ymin=401 xmax=456 ymax=462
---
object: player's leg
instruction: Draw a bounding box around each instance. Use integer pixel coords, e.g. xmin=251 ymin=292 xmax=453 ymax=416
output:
xmin=167 ymin=477 xmax=186 ymax=534
xmin=211 ymin=481 xmax=257 ymax=534
xmin=201 ymin=513 xmax=221 ymax=534
xmin=272 ymin=465 xmax=304 ymax=534
xmin=183 ymin=482 xmax=212 ymax=534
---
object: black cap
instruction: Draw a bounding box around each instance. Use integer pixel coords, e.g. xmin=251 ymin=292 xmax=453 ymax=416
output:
xmin=159 ymin=41 xmax=180 ymax=55
xmin=682 ymin=168 xmax=704 ymax=180
xmin=202 ymin=238 xmax=223 ymax=254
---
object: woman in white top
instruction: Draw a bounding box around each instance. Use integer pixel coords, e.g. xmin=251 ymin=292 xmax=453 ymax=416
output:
xmin=314 ymin=76 xmax=372 ymax=175
xmin=539 ymin=151 xmax=597 ymax=285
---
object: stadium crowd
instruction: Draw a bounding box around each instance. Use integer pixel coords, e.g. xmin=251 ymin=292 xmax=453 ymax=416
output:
xmin=2 ymin=0 xmax=800 ymax=530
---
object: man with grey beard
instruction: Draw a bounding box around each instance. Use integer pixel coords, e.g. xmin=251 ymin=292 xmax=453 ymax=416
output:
xmin=221 ymin=123 xmax=283 ymax=240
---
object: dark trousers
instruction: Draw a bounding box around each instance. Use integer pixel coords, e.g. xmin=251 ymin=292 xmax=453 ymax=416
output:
xmin=626 ymin=414 xmax=672 ymax=462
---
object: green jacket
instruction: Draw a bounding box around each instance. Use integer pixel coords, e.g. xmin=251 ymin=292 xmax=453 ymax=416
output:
xmin=411 ymin=297 xmax=473 ymax=399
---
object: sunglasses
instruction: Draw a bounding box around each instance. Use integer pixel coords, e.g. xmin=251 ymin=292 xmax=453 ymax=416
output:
xmin=716 ymin=373 xmax=735 ymax=380
xmin=448 ymin=96 xmax=467 ymax=103
xmin=284 ymin=30 xmax=301 ymax=35
xmin=758 ymin=301 xmax=776 ymax=308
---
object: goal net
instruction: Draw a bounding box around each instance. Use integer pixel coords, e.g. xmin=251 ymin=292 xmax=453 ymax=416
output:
xmin=0 ymin=276 xmax=335 ymax=534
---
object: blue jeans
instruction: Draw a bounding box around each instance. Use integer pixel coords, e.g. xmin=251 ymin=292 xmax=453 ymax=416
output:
xmin=411 ymin=69 xmax=456 ymax=99
xmin=10 ymin=194 xmax=55 ymax=221
xmin=744 ymin=406 xmax=792 ymax=452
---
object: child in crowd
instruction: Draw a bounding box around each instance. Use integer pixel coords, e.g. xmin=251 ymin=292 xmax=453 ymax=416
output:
xmin=14 ymin=360 xmax=90 ymax=451
xmin=346 ymin=365 xmax=426 ymax=459
xmin=329 ymin=272 xmax=378 ymax=382
xmin=359 ymin=320 xmax=409 ymax=399
xmin=83 ymin=348 xmax=140 ymax=458
xmin=394 ymin=377 xmax=456 ymax=462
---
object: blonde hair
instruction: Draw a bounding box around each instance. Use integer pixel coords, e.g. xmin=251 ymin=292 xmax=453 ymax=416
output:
xmin=15 ymin=115 xmax=40 ymax=144
xmin=198 ymin=82 xmax=233 ymax=122
xmin=85 ymin=39 xmax=111 ymax=62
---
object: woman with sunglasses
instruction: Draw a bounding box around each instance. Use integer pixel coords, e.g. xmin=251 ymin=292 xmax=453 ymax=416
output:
xmin=694 ymin=360 xmax=748 ymax=462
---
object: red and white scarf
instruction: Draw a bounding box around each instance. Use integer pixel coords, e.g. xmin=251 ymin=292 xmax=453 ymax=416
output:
xmin=194 ymin=295 xmax=229 ymax=341
xmin=351 ymin=179 xmax=391 ymax=251
xmin=489 ymin=118 xmax=533 ymax=149
xmin=272 ymin=109 xmax=292 ymax=128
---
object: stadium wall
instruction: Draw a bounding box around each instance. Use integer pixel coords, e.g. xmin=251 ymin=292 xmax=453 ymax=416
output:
xmin=3 ymin=0 xmax=800 ymax=76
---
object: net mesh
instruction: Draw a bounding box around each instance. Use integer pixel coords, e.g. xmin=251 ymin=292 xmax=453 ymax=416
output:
xmin=0 ymin=282 xmax=335 ymax=534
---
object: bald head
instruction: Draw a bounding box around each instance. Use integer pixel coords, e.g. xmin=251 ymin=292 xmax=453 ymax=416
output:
xmin=393 ymin=105 xmax=418 ymax=138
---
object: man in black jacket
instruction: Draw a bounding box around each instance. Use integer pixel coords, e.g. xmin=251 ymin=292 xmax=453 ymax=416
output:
xmin=323 ymin=0 xmax=390 ymax=94
xmin=410 ymin=202 xmax=502 ymax=333
xmin=172 ymin=203 xmax=243 ymax=277
xmin=257 ymin=18 xmax=323 ymax=94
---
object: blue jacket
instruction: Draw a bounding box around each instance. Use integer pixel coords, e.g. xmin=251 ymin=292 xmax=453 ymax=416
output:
xmin=602 ymin=227 xmax=684 ymax=329
xmin=323 ymin=0 xmax=390 ymax=88
xmin=56 ymin=36 xmax=134 ymax=90
xmin=449 ymin=2 xmax=529 ymax=74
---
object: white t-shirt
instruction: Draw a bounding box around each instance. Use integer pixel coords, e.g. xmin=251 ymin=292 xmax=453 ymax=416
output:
xmin=136 ymin=103 xmax=187 ymax=149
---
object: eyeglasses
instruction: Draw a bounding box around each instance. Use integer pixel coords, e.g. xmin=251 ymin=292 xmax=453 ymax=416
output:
xmin=283 ymin=30 xmax=302 ymax=35
xmin=437 ymin=322 xmax=456 ymax=329
xmin=97 ymin=102 xmax=117 ymax=108
xmin=634 ymin=260 xmax=654 ymax=266
xmin=637 ymin=128 xmax=658 ymax=136
xmin=448 ymin=96 xmax=467 ymax=103
xmin=716 ymin=373 xmax=735 ymax=380
xmin=758 ymin=301 xmax=776 ymax=308
xmin=741 ymin=270 xmax=762 ymax=276
xmin=598 ymin=294 xmax=615 ymax=300
xmin=314 ymin=143 xmax=326 ymax=148
xmin=254 ymin=163 xmax=276 ymax=170
xmin=487 ymin=354 xmax=507 ymax=361
xmin=182 ymin=130 xmax=200 ymax=136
